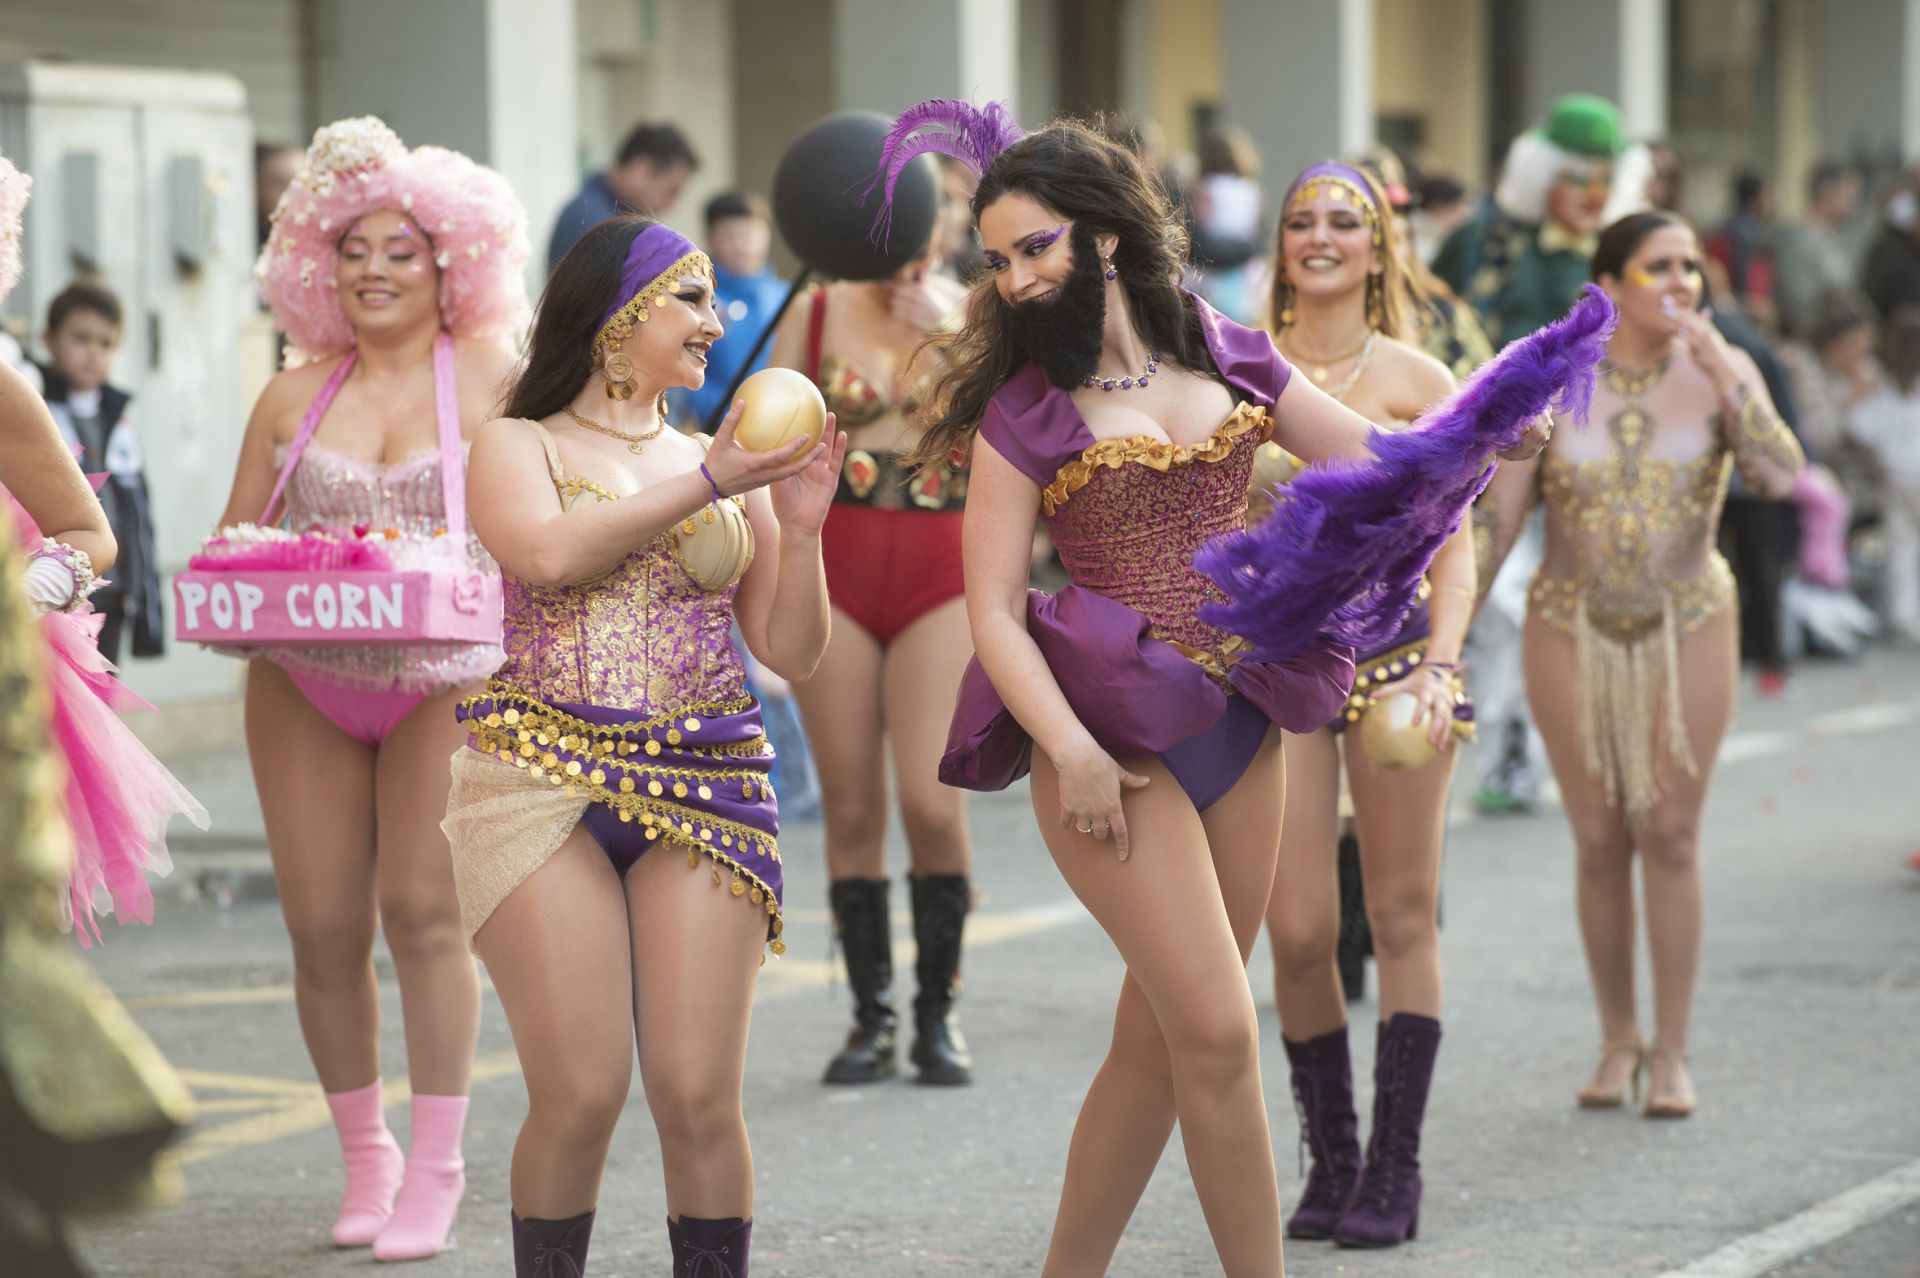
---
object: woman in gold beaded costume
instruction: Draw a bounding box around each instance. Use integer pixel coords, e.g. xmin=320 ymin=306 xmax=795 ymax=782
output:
xmin=1480 ymin=212 xmax=1803 ymax=1119
xmin=451 ymin=217 xmax=840 ymax=1276
xmin=1258 ymin=162 xmax=1475 ymax=1249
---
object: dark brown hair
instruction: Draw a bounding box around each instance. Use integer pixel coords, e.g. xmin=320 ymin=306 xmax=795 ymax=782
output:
xmin=47 ymin=280 xmax=123 ymax=334
xmin=1882 ymin=305 xmax=1920 ymax=395
xmin=1591 ymin=210 xmax=1691 ymax=282
xmin=910 ymin=119 xmax=1210 ymax=470
xmin=503 ymin=216 xmax=651 ymax=422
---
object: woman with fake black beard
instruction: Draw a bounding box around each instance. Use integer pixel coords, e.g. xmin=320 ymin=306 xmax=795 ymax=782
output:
xmin=866 ymin=102 xmax=1576 ymax=1276
xmin=765 ymin=237 xmax=979 ymax=1088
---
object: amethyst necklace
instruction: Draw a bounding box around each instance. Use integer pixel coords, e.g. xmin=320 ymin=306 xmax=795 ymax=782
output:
xmin=1085 ymin=351 xmax=1160 ymax=392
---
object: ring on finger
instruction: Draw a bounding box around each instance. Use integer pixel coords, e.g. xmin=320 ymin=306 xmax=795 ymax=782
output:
xmin=1076 ymin=821 xmax=1094 ymax=834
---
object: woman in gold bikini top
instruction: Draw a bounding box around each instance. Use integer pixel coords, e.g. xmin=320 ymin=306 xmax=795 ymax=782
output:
xmin=1479 ymin=211 xmax=1802 ymax=1122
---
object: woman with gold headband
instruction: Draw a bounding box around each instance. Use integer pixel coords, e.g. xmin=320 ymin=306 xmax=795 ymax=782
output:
xmin=1480 ymin=212 xmax=1802 ymax=1121
xmin=1257 ymin=161 xmax=1475 ymax=1250
xmin=220 ymin=117 xmax=528 ymax=1260
xmin=450 ymin=215 xmax=841 ymax=1276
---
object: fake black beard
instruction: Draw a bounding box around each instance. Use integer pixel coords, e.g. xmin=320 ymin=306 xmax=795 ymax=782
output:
xmin=1007 ymin=220 xmax=1108 ymax=389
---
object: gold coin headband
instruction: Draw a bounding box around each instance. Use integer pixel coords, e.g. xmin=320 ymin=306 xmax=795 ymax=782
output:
xmin=1283 ymin=164 xmax=1386 ymax=250
xmin=592 ymin=224 xmax=714 ymax=361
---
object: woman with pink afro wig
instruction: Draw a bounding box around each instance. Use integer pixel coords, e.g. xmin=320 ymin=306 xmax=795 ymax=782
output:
xmin=215 ymin=116 xmax=529 ymax=1262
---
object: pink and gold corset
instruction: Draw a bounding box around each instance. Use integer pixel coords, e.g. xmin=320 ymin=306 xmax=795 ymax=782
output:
xmin=269 ymin=442 xmax=503 ymax=693
xmin=1041 ymin=403 xmax=1271 ymax=680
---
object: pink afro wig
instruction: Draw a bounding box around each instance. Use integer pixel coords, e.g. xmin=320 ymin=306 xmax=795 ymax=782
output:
xmin=0 ymin=148 xmax=31 ymax=305
xmin=256 ymin=117 xmax=531 ymax=364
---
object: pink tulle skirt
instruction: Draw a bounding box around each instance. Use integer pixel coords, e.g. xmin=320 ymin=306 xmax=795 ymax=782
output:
xmin=42 ymin=603 xmax=208 ymax=945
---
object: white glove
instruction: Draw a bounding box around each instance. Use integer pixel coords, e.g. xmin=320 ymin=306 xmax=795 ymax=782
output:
xmin=22 ymin=553 xmax=77 ymax=618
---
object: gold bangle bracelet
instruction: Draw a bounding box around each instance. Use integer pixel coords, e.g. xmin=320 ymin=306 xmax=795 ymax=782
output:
xmin=1433 ymin=584 xmax=1475 ymax=602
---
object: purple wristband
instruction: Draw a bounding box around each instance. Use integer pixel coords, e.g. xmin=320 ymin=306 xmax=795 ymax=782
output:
xmin=698 ymin=462 xmax=723 ymax=504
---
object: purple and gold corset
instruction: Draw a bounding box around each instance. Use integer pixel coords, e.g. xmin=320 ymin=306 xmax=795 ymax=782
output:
xmin=1041 ymin=403 xmax=1271 ymax=680
xmin=493 ymin=538 xmax=748 ymax=711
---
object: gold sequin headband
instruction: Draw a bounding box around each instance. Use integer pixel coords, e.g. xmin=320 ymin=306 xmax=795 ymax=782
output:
xmin=1283 ymin=167 xmax=1385 ymax=249
xmin=592 ymin=236 xmax=714 ymax=361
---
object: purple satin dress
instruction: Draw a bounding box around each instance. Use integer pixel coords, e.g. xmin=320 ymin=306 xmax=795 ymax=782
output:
xmin=941 ymin=296 xmax=1356 ymax=810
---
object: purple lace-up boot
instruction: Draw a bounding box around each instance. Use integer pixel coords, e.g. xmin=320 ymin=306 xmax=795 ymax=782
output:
xmin=1282 ymin=1024 xmax=1365 ymax=1239
xmin=668 ymin=1214 xmax=752 ymax=1277
xmin=511 ymin=1208 xmax=594 ymax=1276
xmin=1334 ymin=1013 xmax=1442 ymax=1248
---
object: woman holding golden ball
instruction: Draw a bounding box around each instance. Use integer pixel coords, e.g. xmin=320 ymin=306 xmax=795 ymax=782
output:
xmin=1257 ymin=162 xmax=1476 ymax=1249
xmin=766 ymin=232 xmax=979 ymax=1088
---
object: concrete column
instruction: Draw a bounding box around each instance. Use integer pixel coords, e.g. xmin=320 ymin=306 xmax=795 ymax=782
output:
xmin=1522 ymin=0 xmax=1670 ymax=137
xmin=310 ymin=0 xmax=576 ymax=284
xmin=1219 ymin=0 xmax=1372 ymax=210
xmin=832 ymin=0 xmax=1017 ymax=116
xmin=1905 ymin=0 xmax=1920 ymax=162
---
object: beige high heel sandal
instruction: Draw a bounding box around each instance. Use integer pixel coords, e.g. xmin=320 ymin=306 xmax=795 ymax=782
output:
xmin=1576 ymin=1035 xmax=1646 ymax=1109
xmin=1643 ymin=1045 xmax=1695 ymax=1119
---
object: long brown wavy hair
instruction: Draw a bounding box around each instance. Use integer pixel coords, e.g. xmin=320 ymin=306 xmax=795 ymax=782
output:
xmin=910 ymin=120 xmax=1213 ymax=470
xmin=1267 ymin=165 xmax=1420 ymax=343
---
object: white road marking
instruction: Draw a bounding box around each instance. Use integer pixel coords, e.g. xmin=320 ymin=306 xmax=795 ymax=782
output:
xmin=1653 ymin=1155 xmax=1920 ymax=1277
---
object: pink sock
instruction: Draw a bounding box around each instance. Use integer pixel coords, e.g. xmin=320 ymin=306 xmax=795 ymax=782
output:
xmin=373 ymin=1093 xmax=469 ymax=1262
xmin=324 ymin=1079 xmax=404 ymax=1247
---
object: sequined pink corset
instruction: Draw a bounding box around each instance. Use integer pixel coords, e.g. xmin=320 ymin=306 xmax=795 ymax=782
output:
xmin=495 ymin=537 xmax=748 ymax=712
xmin=268 ymin=441 xmax=504 ymax=693
xmin=1042 ymin=404 xmax=1269 ymax=672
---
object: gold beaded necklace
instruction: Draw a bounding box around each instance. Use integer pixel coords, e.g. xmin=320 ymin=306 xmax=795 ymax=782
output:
xmin=565 ymin=404 xmax=668 ymax=454
xmin=1278 ymin=330 xmax=1375 ymax=385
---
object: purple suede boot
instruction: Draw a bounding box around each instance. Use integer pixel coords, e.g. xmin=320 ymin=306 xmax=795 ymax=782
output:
xmin=1334 ymin=1013 xmax=1442 ymax=1248
xmin=511 ymin=1208 xmax=594 ymax=1276
xmin=1281 ymin=1025 xmax=1364 ymax=1239
xmin=668 ymin=1215 xmax=752 ymax=1277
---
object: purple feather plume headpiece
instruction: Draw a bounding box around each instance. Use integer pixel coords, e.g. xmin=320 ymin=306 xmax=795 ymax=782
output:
xmin=1194 ymin=285 xmax=1617 ymax=664
xmin=862 ymin=98 xmax=1025 ymax=246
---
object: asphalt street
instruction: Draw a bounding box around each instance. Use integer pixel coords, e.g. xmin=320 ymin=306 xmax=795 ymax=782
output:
xmin=69 ymin=649 xmax=1920 ymax=1277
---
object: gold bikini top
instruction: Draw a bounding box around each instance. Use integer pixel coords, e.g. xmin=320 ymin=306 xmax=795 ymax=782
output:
xmin=523 ymin=419 xmax=754 ymax=592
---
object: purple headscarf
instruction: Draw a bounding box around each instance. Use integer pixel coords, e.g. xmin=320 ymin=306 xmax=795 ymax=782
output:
xmin=593 ymin=223 xmax=713 ymax=357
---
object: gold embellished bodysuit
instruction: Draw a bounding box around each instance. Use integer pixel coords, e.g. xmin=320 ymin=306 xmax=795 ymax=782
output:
xmin=1528 ymin=354 xmax=1803 ymax=814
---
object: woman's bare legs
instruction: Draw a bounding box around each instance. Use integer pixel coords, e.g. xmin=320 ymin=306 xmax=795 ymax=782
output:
xmin=882 ymin=597 xmax=974 ymax=877
xmin=1265 ymin=728 xmax=1345 ymax=1037
xmin=375 ymin=688 xmax=482 ymax=1097
xmin=792 ymin=608 xmax=889 ymax=880
xmin=474 ymin=829 xmax=635 ymax=1218
xmin=246 ymin=659 xmax=380 ymax=1092
xmin=1639 ymin=609 xmax=1737 ymax=1102
xmin=1343 ymin=733 xmax=1455 ymax=1021
xmin=628 ymin=846 xmax=768 ymax=1219
xmin=1528 ymin=614 xmax=1643 ymax=1098
xmin=1034 ymin=733 xmax=1288 ymax=1278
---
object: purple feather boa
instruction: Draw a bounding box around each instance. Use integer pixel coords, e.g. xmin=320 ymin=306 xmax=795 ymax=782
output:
xmin=1195 ymin=284 xmax=1615 ymax=663
xmin=862 ymin=98 xmax=1024 ymax=246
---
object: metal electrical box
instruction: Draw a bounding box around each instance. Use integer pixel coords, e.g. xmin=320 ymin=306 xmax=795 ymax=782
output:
xmin=0 ymin=60 xmax=259 ymax=704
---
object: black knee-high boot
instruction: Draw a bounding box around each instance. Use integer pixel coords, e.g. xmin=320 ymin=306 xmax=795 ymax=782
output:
xmin=512 ymin=1208 xmax=594 ymax=1276
xmin=909 ymin=873 xmax=974 ymax=1085
xmin=823 ymin=879 xmax=896 ymax=1084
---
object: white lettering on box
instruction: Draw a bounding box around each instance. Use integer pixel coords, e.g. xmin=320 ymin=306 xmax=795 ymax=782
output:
xmin=179 ymin=580 xmax=207 ymax=630
xmin=288 ymin=584 xmax=313 ymax=628
xmin=236 ymin=582 xmax=265 ymax=632
xmin=209 ymin=582 xmax=235 ymax=629
xmin=313 ymin=584 xmax=339 ymax=630
xmin=339 ymin=582 xmax=369 ymax=629
xmin=368 ymin=582 xmax=403 ymax=630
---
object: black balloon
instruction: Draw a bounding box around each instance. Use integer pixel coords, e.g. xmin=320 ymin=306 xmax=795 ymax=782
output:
xmin=772 ymin=111 xmax=940 ymax=281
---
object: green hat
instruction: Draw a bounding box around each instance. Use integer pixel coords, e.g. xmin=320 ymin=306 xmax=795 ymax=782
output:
xmin=1540 ymin=94 xmax=1625 ymax=157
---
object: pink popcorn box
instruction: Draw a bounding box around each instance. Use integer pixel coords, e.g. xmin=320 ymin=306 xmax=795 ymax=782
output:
xmin=173 ymin=568 xmax=502 ymax=646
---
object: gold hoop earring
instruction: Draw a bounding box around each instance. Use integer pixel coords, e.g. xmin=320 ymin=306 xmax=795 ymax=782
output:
xmin=602 ymin=350 xmax=636 ymax=401
xmin=1365 ymin=274 xmax=1384 ymax=331
xmin=1277 ymin=279 xmax=1295 ymax=328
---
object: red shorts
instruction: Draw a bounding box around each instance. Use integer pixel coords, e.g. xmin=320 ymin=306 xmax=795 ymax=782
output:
xmin=820 ymin=504 xmax=966 ymax=647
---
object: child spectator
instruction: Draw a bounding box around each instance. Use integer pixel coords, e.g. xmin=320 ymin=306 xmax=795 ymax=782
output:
xmin=1191 ymin=125 xmax=1265 ymax=323
xmin=36 ymin=281 xmax=162 ymax=664
xmin=1851 ymin=306 xmax=1920 ymax=643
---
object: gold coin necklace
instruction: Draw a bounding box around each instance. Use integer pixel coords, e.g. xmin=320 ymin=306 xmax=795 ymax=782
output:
xmin=565 ymin=404 xmax=667 ymax=454
xmin=1599 ymin=352 xmax=1672 ymax=485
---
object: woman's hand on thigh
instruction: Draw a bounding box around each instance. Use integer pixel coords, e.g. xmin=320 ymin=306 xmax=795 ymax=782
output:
xmin=1050 ymin=738 xmax=1150 ymax=860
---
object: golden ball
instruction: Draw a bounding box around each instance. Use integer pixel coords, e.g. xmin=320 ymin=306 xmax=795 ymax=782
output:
xmin=1358 ymin=691 xmax=1439 ymax=772
xmin=734 ymin=367 xmax=827 ymax=453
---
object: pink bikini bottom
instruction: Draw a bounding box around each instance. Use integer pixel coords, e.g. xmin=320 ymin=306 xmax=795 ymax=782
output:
xmin=286 ymin=670 xmax=427 ymax=746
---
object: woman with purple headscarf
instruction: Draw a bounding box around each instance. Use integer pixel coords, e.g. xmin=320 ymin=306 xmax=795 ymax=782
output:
xmin=868 ymin=101 xmax=1591 ymax=1274
xmin=1258 ymin=161 xmax=1476 ymax=1251
xmin=449 ymin=216 xmax=843 ymax=1275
